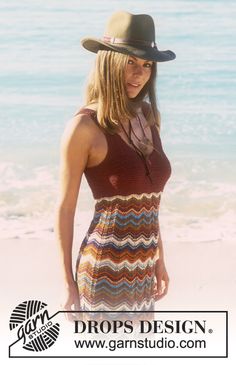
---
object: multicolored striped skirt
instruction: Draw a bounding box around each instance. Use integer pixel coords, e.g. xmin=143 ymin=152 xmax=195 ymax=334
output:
xmin=75 ymin=191 xmax=161 ymax=316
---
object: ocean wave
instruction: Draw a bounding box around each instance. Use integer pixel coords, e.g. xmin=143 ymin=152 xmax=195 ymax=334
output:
xmin=0 ymin=161 xmax=235 ymax=243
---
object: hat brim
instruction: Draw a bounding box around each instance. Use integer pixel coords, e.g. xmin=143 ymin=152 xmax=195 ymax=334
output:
xmin=81 ymin=37 xmax=176 ymax=62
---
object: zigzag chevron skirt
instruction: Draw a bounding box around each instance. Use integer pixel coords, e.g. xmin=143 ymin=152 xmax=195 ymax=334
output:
xmin=75 ymin=192 xmax=161 ymax=312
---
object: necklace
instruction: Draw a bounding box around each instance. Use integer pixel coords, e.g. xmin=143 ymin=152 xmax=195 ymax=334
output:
xmin=119 ymin=116 xmax=156 ymax=183
xmin=130 ymin=115 xmax=161 ymax=157
xmin=119 ymin=115 xmax=160 ymax=157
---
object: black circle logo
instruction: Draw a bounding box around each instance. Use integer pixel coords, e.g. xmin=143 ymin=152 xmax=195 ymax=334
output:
xmin=9 ymin=300 xmax=60 ymax=352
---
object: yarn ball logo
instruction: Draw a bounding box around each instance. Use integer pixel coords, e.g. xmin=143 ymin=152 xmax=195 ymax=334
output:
xmin=9 ymin=300 xmax=60 ymax=352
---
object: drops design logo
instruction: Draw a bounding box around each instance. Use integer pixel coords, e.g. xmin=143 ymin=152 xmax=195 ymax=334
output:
xmin=9 ymin=300 xmax=60 ymax=352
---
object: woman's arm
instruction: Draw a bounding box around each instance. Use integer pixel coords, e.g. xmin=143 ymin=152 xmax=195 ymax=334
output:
xmin=54 ymin=113 xmax=93 ymax=317
xmin=154 ymin=223 xmax=170 ymax=301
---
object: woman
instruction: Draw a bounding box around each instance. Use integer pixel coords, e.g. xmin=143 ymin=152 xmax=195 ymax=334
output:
xmin=55 ymin=11 xmax=176 ymax=320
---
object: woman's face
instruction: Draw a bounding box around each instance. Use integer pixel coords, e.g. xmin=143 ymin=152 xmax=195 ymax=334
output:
xmin=125 ymin=56 xmax=153 ymax=98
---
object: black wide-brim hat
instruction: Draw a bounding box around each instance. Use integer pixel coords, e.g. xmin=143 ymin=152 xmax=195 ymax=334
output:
xmin=81 ymin=11 xmax=176 ymax=62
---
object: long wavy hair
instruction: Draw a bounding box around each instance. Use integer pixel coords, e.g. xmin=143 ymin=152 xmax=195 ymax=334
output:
xmin=83 ymin=50 xmax=161 ymax=134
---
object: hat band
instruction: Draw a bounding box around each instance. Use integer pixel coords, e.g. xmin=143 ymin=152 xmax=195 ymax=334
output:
xmin=102 ymin=36 xmax=157 ymax=49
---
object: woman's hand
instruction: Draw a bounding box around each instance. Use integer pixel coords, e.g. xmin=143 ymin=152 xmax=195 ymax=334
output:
xmin=62 ymin=280 xmax=81 ymax=322
xmin=153 ymin=259 xmax=169 ymax=301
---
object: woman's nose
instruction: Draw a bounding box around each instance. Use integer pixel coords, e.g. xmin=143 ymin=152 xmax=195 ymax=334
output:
xmin=133 ymin=64 xmax=143 ymax=75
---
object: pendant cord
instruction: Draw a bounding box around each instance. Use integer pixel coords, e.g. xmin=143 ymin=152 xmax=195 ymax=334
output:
xmin=119 ymin=118 xmax=153 ymax=182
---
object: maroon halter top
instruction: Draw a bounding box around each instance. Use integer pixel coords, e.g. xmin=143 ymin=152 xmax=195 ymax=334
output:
xmin=77 ymin=108 xmax=171 ymax=199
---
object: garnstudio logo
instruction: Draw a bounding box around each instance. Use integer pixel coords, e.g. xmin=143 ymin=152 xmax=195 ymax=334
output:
xmin=9 ymin=300 xmax=60 ymax=352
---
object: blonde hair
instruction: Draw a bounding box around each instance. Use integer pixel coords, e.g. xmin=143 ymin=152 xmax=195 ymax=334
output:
xmin=84 ymin=50 xmax=161 ymax=134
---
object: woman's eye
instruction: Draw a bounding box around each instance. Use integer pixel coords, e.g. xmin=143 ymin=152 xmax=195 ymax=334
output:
xmin=127 ymin=59 xmax=152 ymax=68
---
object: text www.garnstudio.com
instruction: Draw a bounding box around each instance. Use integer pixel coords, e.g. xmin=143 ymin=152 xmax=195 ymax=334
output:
xmin=74 ymin=337 xmax=206 ymax=351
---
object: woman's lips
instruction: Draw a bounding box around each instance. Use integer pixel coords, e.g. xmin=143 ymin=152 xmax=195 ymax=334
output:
xmin=127 ymin=82 xmax=141 ymax=88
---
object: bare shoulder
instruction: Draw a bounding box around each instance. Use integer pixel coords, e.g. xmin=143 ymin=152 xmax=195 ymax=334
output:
xmin=61 ymin=112 xmax=98 ymax=154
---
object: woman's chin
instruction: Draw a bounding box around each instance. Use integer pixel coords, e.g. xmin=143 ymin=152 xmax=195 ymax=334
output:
xmin=127 ymin=92 xmax=141 ymax=99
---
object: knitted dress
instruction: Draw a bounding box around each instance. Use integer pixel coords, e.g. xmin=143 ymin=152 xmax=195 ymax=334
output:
xmin=75 ymin=108 xmax=171 ymax=314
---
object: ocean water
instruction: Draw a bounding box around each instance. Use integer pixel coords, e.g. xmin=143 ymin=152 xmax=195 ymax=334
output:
xmin=0 ymin=0 xmax=236 ymax=243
